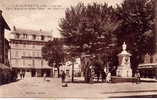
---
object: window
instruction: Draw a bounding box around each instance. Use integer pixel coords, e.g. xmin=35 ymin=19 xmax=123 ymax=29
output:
xmin=41 ymin=35 xmax=44 ymax=40
xmin=15 ymin=51 xmax=18 ymax=57
xmin=23 ymin=34 xmax=27 ymax=39
xmin=32 ymin=35 xmax=36 ymax=40
xmin=25 ymin=34 xmax=28 ymax=39
xmin=38 ymin=52 xmax=41 ymax=57
xmin=23 ymin=51 xmax=25 ymax=56
xmin=15 ymin=60 xmax=18 ymax=66
xmin=28 ymin=51 xmax=31 ymax=57
xmin=32 ymin=52 xmax=35 ymax=57
xmin=23 ymin=60 xmax=25 ymax=66
xmin=36 ymin=52 xmax=39 ymax=57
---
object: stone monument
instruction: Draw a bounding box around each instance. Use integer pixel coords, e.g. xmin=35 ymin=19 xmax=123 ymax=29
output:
xmin=144 ymin=53 xmax=151 ymax=64
xmin=116 ymin=42 xmax=132 ymax=77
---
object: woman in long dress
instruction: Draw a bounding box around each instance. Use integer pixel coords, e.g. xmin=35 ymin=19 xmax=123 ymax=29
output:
xmin=106 ymin=72 xmax=111 ymax=83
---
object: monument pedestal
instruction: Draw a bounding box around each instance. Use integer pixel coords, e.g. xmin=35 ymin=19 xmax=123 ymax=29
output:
xmin=117 ymin=66 xmax=132 ymax=78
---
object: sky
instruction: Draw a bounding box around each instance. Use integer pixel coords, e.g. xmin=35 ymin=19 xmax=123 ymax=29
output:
xmin=0 ymin=0 xmax=124 ymax=39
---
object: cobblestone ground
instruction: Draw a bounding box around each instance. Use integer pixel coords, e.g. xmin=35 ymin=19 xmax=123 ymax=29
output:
xmin=0 ymin=77 xmax=157 ymax=98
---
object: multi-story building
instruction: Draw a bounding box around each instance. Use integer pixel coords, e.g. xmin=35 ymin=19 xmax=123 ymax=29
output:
xmin=9 ymin=26 xmax=53 ymax=77
xmin=0 ymin=10 xmax=10 ymax=65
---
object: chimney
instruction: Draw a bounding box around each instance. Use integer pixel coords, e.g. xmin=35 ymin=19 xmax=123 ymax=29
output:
xmin=13 ymin=26 xmax=16 ymax=31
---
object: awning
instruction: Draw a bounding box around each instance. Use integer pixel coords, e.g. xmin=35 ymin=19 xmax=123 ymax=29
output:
xmin=12 ymin=66 xmax=53 ymax=69
xmin=138 ymin=63 xmax=157 ymax=69
xmin=139 ymin=63 xmax=157 ymax=67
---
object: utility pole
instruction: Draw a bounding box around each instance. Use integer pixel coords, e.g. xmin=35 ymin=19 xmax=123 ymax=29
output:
xmin=71 ymin=57 xmax=75 ymax=82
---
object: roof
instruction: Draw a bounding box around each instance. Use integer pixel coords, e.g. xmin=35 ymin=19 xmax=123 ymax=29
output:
xmin=11 ymin=28 xmax=52 ymax=36
xmin=0 ymin=12 xmax=10 ymax=30
xmin=138 ymin=63 xmax=157 ymax=69
xmin=138 ymin=63 xmax=157 ymax=67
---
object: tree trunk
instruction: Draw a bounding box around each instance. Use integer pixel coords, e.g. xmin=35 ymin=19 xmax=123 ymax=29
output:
xmin=72 ymin=61 xmax=74 ymax=82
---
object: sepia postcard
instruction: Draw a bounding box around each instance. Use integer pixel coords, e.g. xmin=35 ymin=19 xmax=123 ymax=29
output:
xmin=0 ymin=0 xmax=156 ymax=98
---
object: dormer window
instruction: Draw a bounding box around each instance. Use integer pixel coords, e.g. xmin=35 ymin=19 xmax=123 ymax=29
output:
xmin=23 ymin=34 xmax=27 ymax=39
xmin=41 ymin=35 xmax=44 ymax=40
xmin=15 ymin=33 xmax=20 ymax=39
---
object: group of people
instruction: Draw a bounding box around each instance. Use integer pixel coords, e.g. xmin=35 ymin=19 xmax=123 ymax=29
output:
xmin=19 ymin=70 xmax=25 ymax=79
xmin=88 ymin=65 xmax=112 ymax=83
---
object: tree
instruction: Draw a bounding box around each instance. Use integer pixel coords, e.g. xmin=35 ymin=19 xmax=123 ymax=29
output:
xmin=115 ymin=0 xmax=155 ymax=73
xmin=59 ymin=3 xmax=121 ymax=58
xmin=42 ymin=38 xmax=64 ymax=77
xmin=59 ymin=3 xmax=122 ymax=81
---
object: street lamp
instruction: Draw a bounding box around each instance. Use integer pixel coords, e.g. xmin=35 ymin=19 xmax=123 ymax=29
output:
xmin=71 ymin=57 xmax=75 ymax=82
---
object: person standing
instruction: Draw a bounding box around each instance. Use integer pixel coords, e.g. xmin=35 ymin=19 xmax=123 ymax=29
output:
xmin=61 ymin=71 xmax=66 ymax=83
xmin=22 ymin=70 xmax=25 ymax=78
xmin=135 ymin=70 xmax=141 ymax=84
xmin=19 ymin=71 xmax=23 ymax=79
xmin=90 ymin=65 xmax=95 ymax=83
xmin=43 ymin=73 xmax=47 ymax=81
xmin=106 ymin=72 xmax=111 ymax=83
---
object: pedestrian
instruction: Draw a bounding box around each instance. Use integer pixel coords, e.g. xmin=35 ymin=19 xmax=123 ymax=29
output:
xmin=90 ymin=65 xmax=95 ymax=83
xmin=61 ymin=70 xmax=66 ymax=83
xmin=106 ymin=72 xmax=111 ymax=83
xmin=61 ymin=70 xmax=68 ymax=87
xmin=135 ymin=70 xmax=141 ymax=84
xmin=19 ymin=71 xmax=23 ymax=79
xmin=43 ymin=73 xmax=47 ymax=81
xmin=22 ymin=70 xmax=25 ymax=78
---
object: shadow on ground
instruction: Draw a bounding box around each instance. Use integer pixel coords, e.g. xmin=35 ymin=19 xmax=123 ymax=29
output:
xmin=109 ymin=94 xmax=157 ymax=98
xmin=66 ymin=80 xmax=157 ymax=84
xmin=66 ymin=79 xmax=106 ymax=84
xmin=102 ymin=90 xmax=157 ymax=94
xmin=0 ymin=79 xmax=20 ymax=86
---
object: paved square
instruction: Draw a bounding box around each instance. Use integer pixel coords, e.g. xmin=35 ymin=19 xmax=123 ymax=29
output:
xmin=0 ymin=77 xmax=157 ymax=98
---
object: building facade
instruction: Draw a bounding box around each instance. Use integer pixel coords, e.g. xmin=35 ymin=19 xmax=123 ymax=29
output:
xmin=0 ymin=10 xmax=10 ymax=64
xmin=138 ymin=0 xmax=157 ymax=78
xmin=9 ymin=26 xmax=53 ymax=77
xmin=58 ymin=58 xmax=81 ymax=77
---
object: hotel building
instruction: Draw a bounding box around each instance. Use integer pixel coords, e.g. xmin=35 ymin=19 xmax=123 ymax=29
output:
xmin=9 ymin=26 xmax=53 ymax=77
